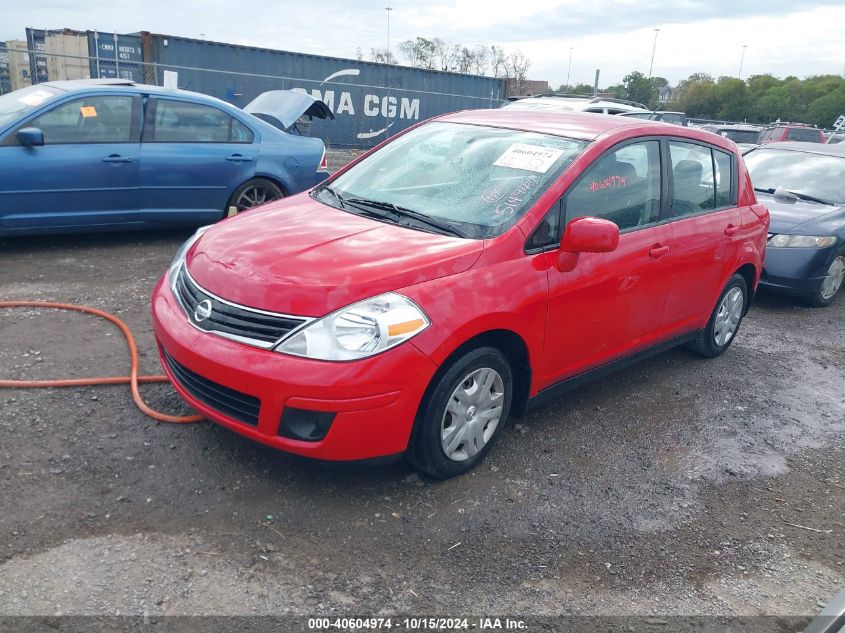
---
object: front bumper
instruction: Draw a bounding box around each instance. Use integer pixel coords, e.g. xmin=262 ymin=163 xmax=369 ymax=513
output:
xmin=759 ymin=245 xmax=836 ymax=296
xmin=151 ymin=275 xmax=438 ymax=461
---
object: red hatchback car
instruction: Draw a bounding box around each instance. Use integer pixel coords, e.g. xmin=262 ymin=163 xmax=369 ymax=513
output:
xmin=152 ymin=110 xmax=769 ymax=478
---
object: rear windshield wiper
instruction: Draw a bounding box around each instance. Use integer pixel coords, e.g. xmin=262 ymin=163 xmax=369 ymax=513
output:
xmin=345 ymin=197 xmax=467 ymax=238
xmin=755 ymin=187 xmax=835 ymax=206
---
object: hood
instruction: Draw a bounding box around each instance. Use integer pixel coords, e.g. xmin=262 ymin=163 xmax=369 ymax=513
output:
xmin=186 ymin=197 xmax=483 ymax=316
xmin=756 ymin=192 xmax=842 ymax=234
xmin=243 ymin=90 xmax=334 ymax=131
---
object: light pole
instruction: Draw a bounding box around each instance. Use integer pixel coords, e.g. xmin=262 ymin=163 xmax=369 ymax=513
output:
xmin=385 ymin=7 xmax=392 ymax=62
xmin=565 ymin=47 xmax=574 ymax=92
xmin=738 ymin=45 xmax=748 ymax=79
xmin=648 ymin=28 xmax=660 ymax=78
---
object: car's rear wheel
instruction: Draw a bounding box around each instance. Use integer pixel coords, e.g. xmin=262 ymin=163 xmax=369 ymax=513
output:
xmin=226 ymin=178 xmax=284 ymax=214
xmin=686 ymin=274 xmax=748 ymax=358
xmin=409 ymin=347 xmax=512 ymax=479
xmin=807 ymin=252 xmax=845 ymax=307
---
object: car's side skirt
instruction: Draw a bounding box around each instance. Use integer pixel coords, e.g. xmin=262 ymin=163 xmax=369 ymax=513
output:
xmin=526 ymin=331 xmax=700 ymax=412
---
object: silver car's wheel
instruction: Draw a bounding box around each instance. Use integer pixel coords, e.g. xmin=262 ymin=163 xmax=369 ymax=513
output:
xmin=820 ymin=256 xmax=845 ymax=301
xmin=440 ymin=367 xmax=505 ymax=462
xmin=713 ymin=286 xmax=744 ymax=347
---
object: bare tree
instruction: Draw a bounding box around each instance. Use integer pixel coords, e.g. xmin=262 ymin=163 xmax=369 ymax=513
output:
xmin=506 ymin=49 xmax=531 ymax=94
xmin=370 ymin=48 xmax=397 ymax=64
xmin=489 ymin=45 xmax=508 ymax=79
xmin=399 ymin=37 xmax=436 ymax=69
xmin=471 ymin=46 xmax=490 ymax=76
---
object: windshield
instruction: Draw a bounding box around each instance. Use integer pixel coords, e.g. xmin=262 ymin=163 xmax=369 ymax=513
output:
xmin=318 ymin=121 xmax=589 ymax=238
xmin=0 ymin=85 xmax=61 ymax=128
xmin=719 ymin=129 xmax=761 ymax=144
xmin=744 ymin=148 xmax=845 ymax=205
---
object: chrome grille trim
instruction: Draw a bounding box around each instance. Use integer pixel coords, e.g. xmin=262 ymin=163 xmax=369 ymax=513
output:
xmin=172 ymin=265 xmax=314 ymax=349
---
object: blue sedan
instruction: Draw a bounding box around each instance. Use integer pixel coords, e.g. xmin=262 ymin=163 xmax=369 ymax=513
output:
xmin=0 ymin=79 xmax=332 ymax=236
xmin=745 ymin=142 xmax=845 ymax=306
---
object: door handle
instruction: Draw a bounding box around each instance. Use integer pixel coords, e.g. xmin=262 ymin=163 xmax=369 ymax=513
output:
xmin=649 ymin=245 xmax=670 ymax=258
xmin=724 ymin=224 xmax=739 ymax=237
xmin=102 ymin=155 xmax=133 ymax=163
xmin=225 ymin=154 xmax=254 ymax=162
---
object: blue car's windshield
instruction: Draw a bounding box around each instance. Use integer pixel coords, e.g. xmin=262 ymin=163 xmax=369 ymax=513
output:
xmin=317 ymin=121 xmax=588 ymax=239
xmin=0 ymin=85 xmax=61 ymax=129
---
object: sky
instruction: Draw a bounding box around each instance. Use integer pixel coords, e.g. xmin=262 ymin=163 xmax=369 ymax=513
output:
xmin=3 ymin=0 xmax=844 ymax=87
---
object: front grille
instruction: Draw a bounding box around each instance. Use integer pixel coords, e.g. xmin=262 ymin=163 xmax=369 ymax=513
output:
xmin=173 ymin=265 xmax=309 ymax=348
xmin=163 ymin=350 xmax=261 ymax=426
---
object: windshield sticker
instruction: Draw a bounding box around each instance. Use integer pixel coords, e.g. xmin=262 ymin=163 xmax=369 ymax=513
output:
xmin=80 ymin=106 xmax=97 ymax=118
xmin=494 ymin=143 xmax=564 ymax=173
xmin=589 ymin=175 xmax=627 ymax=194
xmin=493 ymin=175 xmax=541 ymax=216
xmin=17 ymin=90 xmax=52 ymax=107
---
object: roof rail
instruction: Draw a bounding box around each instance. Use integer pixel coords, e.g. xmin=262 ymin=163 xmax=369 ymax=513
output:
xmin=589 ymin=96 xmax=648 ymax=109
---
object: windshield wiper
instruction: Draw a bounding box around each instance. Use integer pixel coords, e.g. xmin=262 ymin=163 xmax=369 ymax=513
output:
xmin=754 ymin=187 xmax=835 ymax=206
xmin=345 ymin=197 xmax=467 ymax=238
xmin=314 ymin=185 xmax=347 ymax=209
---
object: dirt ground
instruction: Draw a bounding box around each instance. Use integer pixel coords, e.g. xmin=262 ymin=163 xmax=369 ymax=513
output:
xmin=0 ymin=192 xmax=843 ymax=623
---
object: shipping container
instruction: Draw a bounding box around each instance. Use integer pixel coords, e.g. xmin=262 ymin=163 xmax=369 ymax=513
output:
xmin=141 ymin=33 xmax=506 ymax=148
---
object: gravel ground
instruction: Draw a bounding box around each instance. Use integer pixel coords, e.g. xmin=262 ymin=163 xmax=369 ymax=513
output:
xmin=0 ymin=179 xmax=842 ymax=622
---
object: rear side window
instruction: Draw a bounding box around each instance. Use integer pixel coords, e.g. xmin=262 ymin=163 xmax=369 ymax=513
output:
xmin=713 ymin=149 xmax=734 ymax=207
xmin=786 ymin=128 xmax=822 ymax=142
xmin=565 ymin=140 xmax=662 ymax=231
xmin=668 ymin=141 xmax=735 ymax=216
xmin=144 ymin=99 xmax=253 ymax=143
xmin=22 ymin=95 xmax=136 ymax=144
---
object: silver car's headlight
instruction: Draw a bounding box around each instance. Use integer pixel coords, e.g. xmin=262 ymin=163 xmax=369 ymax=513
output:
xmin=276 ymin=292 xmax=430 ymax=361
xmin=168 ymin=225 xmax=211 ymax=282
xmin=768 ymin=234 xmax=837 ymax=248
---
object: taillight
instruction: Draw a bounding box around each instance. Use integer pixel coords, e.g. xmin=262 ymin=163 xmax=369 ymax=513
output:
xmin=319 ymin=149 xmax=328 ymax=171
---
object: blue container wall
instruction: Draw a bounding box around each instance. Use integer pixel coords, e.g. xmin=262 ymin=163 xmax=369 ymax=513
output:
xmin=148 ymin=35 xmax=506 ymax=148
xmin=86 ymin=32 xmax=145 ymax=82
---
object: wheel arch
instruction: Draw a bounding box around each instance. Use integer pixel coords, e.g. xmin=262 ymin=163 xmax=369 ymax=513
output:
xmin=734 ymin=262 xmax=757 ymax=315
xmin=405 ymin=328 xmax=532 ymax=467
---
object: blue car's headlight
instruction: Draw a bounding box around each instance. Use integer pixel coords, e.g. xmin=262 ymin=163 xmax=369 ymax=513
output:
xmin=768 ymin=234 xmax=837 ymax=248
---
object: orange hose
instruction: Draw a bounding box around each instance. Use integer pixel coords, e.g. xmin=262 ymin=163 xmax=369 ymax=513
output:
xmin=0 ymin=301 xmax=202 ymax=424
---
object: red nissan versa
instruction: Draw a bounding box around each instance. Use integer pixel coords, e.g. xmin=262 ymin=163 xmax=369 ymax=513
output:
xmin=152 ymin=110 xmax=769 ymax=478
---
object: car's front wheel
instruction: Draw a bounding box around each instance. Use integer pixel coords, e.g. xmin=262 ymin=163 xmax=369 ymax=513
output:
xmin=687 ymin=274 xmax=748 ymax=358
xmin=410 ymin=346 xmax=512 ymax=479
xmin=807 ymin=251 xmax=845 ymax=307
xmin=226 ymin=178 xmax=284 ymax=214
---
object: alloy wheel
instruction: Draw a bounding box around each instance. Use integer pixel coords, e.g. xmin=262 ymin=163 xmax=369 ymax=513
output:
xmin=235 ymin=184 xmax=281 ymax=211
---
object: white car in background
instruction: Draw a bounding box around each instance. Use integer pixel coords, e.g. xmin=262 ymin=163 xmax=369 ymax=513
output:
xmin=502 ymin=94 xmax=649 ymax=115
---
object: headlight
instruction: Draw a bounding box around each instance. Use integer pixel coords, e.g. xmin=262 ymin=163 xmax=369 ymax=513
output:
xmin=768 ymin=234 xmax=837 ymax=248
xmin=276 ymin=292 xmax=430 ymax=361
xmin=168 ymin=226 xmax=210 ymax=282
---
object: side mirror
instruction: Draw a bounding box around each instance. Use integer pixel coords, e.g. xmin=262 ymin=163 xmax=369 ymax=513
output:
xmin=17 ymin=127 xmax=45 ymax=147
xmin=556 ymin=217 xmax=620 ymax=272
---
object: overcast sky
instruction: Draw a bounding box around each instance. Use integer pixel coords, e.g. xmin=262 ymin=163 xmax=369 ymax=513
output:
xmin=4 ymin=0 xmax=844 ymax=86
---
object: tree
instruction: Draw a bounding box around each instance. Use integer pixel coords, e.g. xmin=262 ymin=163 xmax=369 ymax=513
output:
xmin=505 ymin=50 xmax=531 ymax=95
xmin=714 ymin=77 xmax=750 ymax=121
xmin=622 ymin=71 xmax=657 ymax=107
xmin=370 ymin=48 xmax=397 ymax=65
xmin=398 ymin=37 xmax=436 ymax=69
xmin=805 ymin=87 xmax=845 ymax=128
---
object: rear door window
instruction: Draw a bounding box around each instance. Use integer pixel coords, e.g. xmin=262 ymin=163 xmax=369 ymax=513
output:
xmin=786 ymin=128 xmax=821 ymax=142
xmin=668 ymin=141 xmax=736 ymax=216
xmin=144 ymin=99 xmax=253 ymax=143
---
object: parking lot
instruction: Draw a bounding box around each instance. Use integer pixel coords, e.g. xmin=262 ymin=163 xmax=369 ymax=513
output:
xmin=0 ymin=200 xmax=842 ymax=618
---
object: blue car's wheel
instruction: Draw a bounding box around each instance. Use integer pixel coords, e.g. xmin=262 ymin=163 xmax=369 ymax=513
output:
xmin=227 ymin=178 xmax=284 ymax=214
xmin=808 ymin=250 xmax=845 ymax=307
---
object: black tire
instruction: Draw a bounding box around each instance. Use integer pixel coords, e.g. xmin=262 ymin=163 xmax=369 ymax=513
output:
xmin=408 ymin=346 xmax=513 ymax=479
xmin=225 ymin=178 xmax=284 ymax=214
xmin=805 ymin=250 xmax=845 ymax=307
xmin=686 ymin=274 xmax=748 ymax=358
